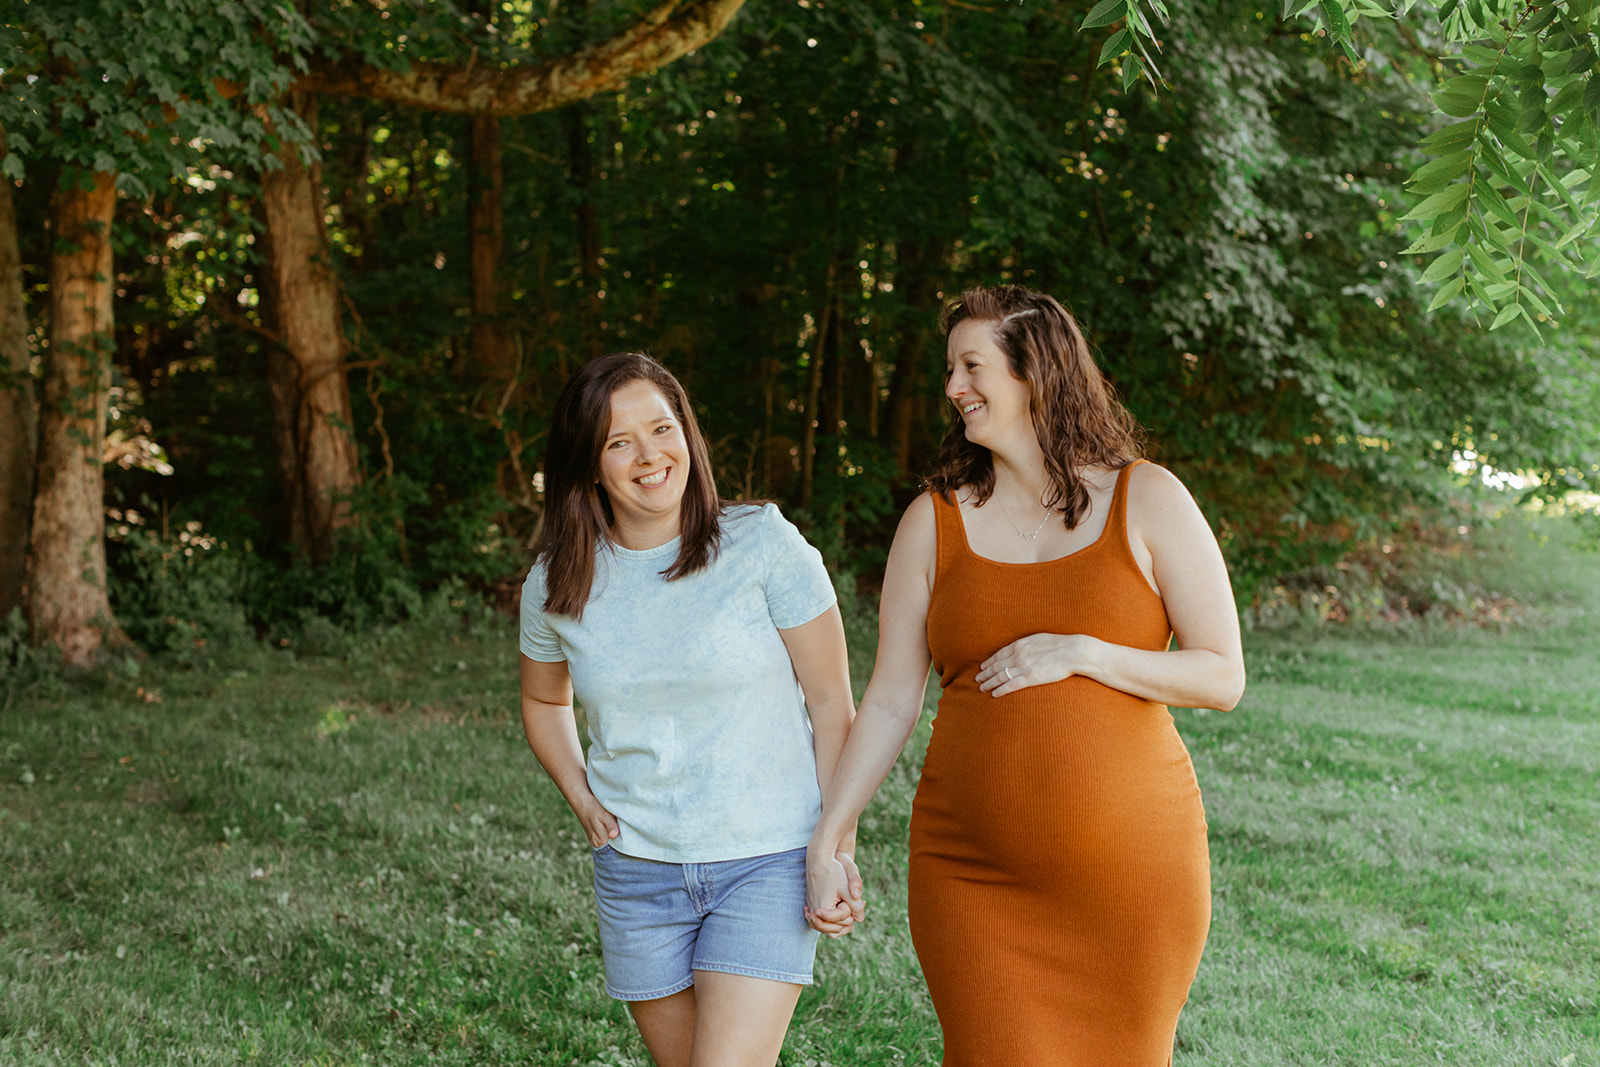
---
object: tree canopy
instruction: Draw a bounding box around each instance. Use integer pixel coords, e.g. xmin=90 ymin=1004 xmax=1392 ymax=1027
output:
xmin=2 ymin=0 xmax=1597 ymax=660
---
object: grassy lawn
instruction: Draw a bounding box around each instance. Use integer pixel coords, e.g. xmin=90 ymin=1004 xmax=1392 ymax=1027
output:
xmin=2 ymin=527 xmax=1597 ymax=1066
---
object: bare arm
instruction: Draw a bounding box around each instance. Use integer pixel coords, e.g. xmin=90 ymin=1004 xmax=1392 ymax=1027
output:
xmin=974 ymin=464 xmax=1246 ymax=711
xmin=805 ymin=496 xmax=937 ymax=922
xmin=777 ymin=605 xmax=860 ymax=936
xmin=519 ymin=655 xmax=619 ymax=848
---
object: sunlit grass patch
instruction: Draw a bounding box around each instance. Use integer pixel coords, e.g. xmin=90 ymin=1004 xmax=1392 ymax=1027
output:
xmin=2 ymin=529 xmax=1598 ymax=1065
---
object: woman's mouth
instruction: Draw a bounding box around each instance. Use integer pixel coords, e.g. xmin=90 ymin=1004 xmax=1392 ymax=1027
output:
xmin=634 ymin=468 xmax=670 ymax=487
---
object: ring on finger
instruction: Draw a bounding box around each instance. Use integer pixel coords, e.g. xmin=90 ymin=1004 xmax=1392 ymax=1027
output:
xmin=1004 ymin=667 xmax=1013 ymax=681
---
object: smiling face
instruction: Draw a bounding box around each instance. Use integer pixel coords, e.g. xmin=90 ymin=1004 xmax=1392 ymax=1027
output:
xmin=945 ymin=318 xmax=1034 ymax=451
xmin=597 ymin=378 xmax=691 ymax=545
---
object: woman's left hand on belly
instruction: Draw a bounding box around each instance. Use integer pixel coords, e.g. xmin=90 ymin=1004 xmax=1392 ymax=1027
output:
xmin=977 ymin=633 xmax=1100 ymax=697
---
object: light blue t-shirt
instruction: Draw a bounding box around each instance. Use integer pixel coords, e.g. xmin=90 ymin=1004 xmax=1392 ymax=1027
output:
xmin=519 ymin=503 xmax=837 ymax=863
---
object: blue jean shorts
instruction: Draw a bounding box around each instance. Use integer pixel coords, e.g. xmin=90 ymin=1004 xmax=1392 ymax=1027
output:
xmin=590 ymin=844 xmax=820 ymax=1001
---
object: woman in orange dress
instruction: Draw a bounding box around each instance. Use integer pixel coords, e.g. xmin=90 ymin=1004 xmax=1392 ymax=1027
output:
xmin=804 ymin=285 xmax=1246 ymax=1066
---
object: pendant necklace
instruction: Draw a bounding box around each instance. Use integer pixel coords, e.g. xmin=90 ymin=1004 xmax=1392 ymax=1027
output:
xmin=998 ymin=496 xmax=1053 ymax=541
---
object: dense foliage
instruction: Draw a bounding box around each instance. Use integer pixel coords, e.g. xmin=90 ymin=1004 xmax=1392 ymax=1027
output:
xmin=3 ymin=0 xmax=1598 ymax=648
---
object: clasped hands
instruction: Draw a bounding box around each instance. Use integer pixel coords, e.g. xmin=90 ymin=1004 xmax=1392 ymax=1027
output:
xmin=804 ymin=849 xmax=865 ymax=939
xmin=974 ymin=632 xmax=1099 ymax=698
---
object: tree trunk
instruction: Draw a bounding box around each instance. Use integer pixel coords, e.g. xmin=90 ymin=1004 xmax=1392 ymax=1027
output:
xmin=0 ymin=158 xmax=35 ymax=621
xmin=27 ymin=169 xmax=125 ymax=662
xmin=882 ymin=237 xmax=948 ymax=474
xmin=566 ymin=104 xmax=604 ymax=360
xmin=470 ymin=112 xmax=515 ymax=400
xmin=258 ymin=93 xmax=361 ymax=563
xmin=798 ymin=259 xmax=837 ymax=512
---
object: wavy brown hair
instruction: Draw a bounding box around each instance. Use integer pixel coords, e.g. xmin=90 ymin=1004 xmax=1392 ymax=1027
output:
xmin=927 ymin=285 xmax=1144 ymax=530
xmin=537 ymin=352 xmax=727 ymax=618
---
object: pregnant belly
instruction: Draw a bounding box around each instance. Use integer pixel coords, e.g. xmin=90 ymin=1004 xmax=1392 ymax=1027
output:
xmin=911 ymin=677 xmax=1205 ymax=881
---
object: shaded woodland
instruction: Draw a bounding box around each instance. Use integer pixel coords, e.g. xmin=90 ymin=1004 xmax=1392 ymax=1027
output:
xmin=3 ymin=0 xmax=1599 ymax=663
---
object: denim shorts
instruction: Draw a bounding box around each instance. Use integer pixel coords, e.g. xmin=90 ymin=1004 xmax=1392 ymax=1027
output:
xmin=590 ymin=844 xmax=820 ymax=1001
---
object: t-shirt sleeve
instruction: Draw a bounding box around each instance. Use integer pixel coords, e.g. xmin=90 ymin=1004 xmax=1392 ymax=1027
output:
xmin=518 ymin=564 xmax=566 ymax=661
xmin=759 ymin=505 xmax=838 ymax=630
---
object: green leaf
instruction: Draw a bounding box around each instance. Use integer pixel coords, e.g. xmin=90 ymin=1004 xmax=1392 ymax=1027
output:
xmin=1489 ymin=302 xmax=1522 ymax=329
xmin=1583 ymin=73 xmax=1600 ymax=117
xmin=1422 ymin=248 xmax=1465 ymax=282
xmin=1524 ymin=2 xmax=1561 ymax=34
xmin=1405 ymin=183 xmax=1471 ymax=220
xmin=1433 ymin=90 xmax=1484 ymax=118
xmin=1126 ymin=3 xmax=1156 ymax=37
xmin=1555 ymin=216 xmax=1593 ymax=249
xmin=1121 ymin=54 xmax=1143 ymax=92
xmin=1475 ymin=134 xmax=1532 ymax=194
xmin=1462 ymin=44 xmax=1505 ymax=66
xmin=1519 ymin=304 xmax=1546 ymax=342
xmin=1320 ymin=0 xmax=1352 ymax=41
xmin=1436 ymin=200 xmax=1471 ymax=234
xmin=1420 ymin=120 xmax=1480 ymax=153
xmin=1549 ymin=80 xmax=1584 ymax=118
xmin=1440 ymin=73 xmax=1491 ymax=98
xmin=1467 ymin=242 xmax=1510 ymax=284
xmin=1519 ymin=286 xmax=1555 ymax=319
xmin=1485 ymin=101 xmax=1535 ymax=156
xmin=1518 ymin=97 xmax=1547 ymax=135
xmin=1098 ymin=29 xmax=1131 ymax=66
xmin=1484 ymin=185 xmax=1522 ymax=227
xmin=1080 ymin=0 xmax=1126 ymax=30
xmin=1402 ymin=222 xmax=1465 ymax=255
xmin=1478 ymin=218 xmax=1514 ymax=250
xmin=1408 ymin=149 xmax=1474 ymax=193
xmin=1537 ymin=162 xmax=1581 ymax=213
xmin=1427 ymin=275 xmax=1467 ymax=312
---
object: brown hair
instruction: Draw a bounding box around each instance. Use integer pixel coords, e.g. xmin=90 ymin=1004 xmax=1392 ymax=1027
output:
xmin=927 ymin=285 xmax=1144 ymax=529
xmin=537 ymin=352 xmax=727 ymax=618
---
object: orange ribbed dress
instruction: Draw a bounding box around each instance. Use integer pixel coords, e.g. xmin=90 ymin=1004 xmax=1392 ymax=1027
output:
xmin=908 ymin=462 xmax=1211 ymax=1066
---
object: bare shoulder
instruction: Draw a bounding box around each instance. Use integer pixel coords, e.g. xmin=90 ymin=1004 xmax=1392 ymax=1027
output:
xmin=892 ymin=492 xmax=939 ymax=554
xmin=1125 ymin=462 xmax=1212 ymax=541
xmin=1127 ymin=461 xmax=1199 ymax=511
xmin=884 ymin=492 xmax=939 ymax=590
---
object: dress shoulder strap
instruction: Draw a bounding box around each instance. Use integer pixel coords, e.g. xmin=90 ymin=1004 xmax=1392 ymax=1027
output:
xmin=1105 ymin=459 xmax=1146 ymax=547
xmin=928 ymin=489 xmax=964 ymax=579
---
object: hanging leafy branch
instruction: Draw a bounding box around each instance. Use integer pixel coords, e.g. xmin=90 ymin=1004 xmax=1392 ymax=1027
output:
xmin=1080 ymin=0 xmax=1171 ymax=90
xmin=1085 ymin=0 xmax=1600 ymax=329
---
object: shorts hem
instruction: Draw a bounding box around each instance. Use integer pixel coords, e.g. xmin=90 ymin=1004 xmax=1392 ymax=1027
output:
xmin=604 ymin=976 xmax=695 ymax=1002
xmin=692 ymin=962 xmax=814 ymax=986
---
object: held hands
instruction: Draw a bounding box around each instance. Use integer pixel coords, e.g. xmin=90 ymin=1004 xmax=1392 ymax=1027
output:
xmin=976 ymin=633 xmax=1100 ymax=698
xmin=804 ymin=848 xmax=866 ymax=939
xmin=575 ymin=793 xmax=620 ymax=849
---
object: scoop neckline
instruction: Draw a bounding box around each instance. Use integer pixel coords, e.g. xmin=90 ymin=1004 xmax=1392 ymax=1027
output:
xmin=947 ymin=466 xmax=1129 ymax=567
xmin=950 ymin=497 xmax=1114 ymax=567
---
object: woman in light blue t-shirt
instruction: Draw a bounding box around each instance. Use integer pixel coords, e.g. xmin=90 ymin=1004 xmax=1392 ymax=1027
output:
xmin=518 ymin=351 xmax=860 ymax=1067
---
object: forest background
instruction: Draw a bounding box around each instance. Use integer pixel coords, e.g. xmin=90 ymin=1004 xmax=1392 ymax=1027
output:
xmin=3 ymin=3 xmax=1600 ymax=1065
xmin=2 ymin=0 xmax=1600 ymax=660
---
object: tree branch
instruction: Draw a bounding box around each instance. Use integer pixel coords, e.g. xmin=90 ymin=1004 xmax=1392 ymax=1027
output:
xmin=297 ymin=0 xmax=749 ymax=115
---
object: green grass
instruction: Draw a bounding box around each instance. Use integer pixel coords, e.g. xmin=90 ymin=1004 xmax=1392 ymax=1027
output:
xmin=2 ymin=527 xmax=1598 ymax=1066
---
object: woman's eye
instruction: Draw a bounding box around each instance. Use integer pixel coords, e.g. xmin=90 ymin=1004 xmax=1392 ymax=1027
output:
xmin=607 ymin=440 xmax=628 ymax=451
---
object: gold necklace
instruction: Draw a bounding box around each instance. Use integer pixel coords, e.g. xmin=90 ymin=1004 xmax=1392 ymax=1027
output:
xmin=997 ymin=496 xmax=1052 ymax=541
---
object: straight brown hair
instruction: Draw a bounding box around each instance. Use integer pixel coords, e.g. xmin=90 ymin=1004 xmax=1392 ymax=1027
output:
xmin=536 ymin=352 xmax=726 ymax=618
xmin=928 ymin=285 xmax=1144 ymax=529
